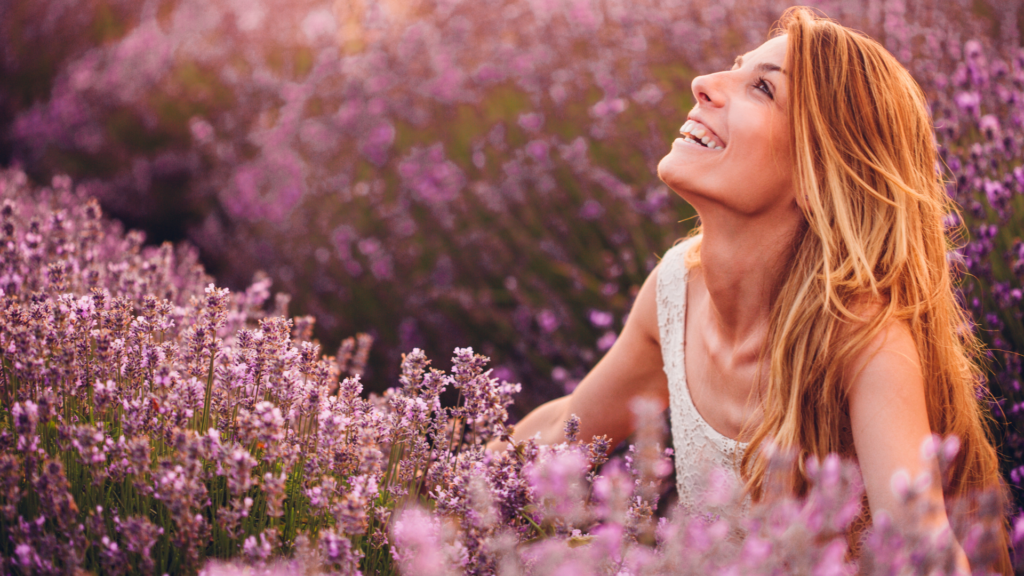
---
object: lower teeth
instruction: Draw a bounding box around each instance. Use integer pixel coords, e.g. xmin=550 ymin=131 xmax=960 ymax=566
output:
xmin=682 ymin=133 xmax=708 ymax=148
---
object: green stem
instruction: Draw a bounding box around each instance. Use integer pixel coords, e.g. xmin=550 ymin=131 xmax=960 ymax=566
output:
xmin=199 ymin=350 xmax=217 ymax=433
xmin=520 ymin=510 xmax=548 ymax=539
xmin=0 ymin=353 xmax=11 ymax=406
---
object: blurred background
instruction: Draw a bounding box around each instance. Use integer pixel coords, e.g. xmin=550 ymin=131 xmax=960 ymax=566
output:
xmin=1 ymin=0 xmax=1021 ymax=462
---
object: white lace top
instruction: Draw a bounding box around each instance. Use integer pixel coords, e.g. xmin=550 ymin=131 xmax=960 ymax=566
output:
xmin=656 ymin=236 xmax=750 ymax=524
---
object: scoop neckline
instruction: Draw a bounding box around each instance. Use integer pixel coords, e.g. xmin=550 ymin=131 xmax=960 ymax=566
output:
xmin=678 ymin=245 xmax=749 ymax=448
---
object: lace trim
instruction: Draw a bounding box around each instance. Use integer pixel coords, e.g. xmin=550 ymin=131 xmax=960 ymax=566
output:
xmin=656 ymin=236 xmax=749 ymax=523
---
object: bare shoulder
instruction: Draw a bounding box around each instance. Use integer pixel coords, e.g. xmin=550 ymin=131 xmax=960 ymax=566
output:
xmin=844 ymin=313 xmax=923 ymax=409
xmin=625 ymin=258 xmax=663 ymax=347
xmin=627 ymin=238 xmax=701 ymax=353
xmin=548 ymin=258 xmax=669 ymax=447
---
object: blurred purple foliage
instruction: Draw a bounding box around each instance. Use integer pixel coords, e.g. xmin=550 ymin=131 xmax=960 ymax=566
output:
xmin=1 ymin=0 xmax=1024 ymax=522
xmin=0 ymin=154 xmax=1020 ymax=572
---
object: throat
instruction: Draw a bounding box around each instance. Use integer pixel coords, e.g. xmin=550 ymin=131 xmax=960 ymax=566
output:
xmin=689 ymin=266 xmax=773 ymax=354
xmin=685 ymin=318 xmax=767 ymax=441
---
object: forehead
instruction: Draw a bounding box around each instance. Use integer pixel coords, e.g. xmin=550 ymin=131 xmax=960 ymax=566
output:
xmin=738 ymin=35 xmax=787 ymax=66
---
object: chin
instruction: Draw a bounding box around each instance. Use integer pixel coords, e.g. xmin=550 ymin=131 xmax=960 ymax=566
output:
xmin=657 ymin=152 xmax=701 ymax=199
xmin=657 ymin=153 xmax=685 ymax=191
xmin=656 ymin=154 xmax=672 ymax=185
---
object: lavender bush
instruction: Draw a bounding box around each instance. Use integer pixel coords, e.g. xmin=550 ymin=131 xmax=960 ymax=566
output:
xmin=3 ymin=0 xmax=1024 ymax=572
xmin=0 ymin=167 xmax=519 ymax=573
xmin=5 ymin=0 xmax=1023 ymax=507
xmin=931 ymin=39 xmax=1024 ymax=505
xmin=1 ymin=165 xmax=1022 ymax=573
xmin=3 ymin=0 xmax=1019 ymax=416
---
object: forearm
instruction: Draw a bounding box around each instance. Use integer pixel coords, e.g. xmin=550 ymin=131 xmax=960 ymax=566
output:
xmin=880 ymin=494 xmax=972 ymax=575
xmin=486 ymin=395 xmax=572 ymax=453
xmin=927 ymin=522 xmax=970 ymax=575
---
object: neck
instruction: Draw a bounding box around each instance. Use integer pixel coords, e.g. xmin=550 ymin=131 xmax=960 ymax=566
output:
xmin=694 ymin=207 xmax=804 ymax=347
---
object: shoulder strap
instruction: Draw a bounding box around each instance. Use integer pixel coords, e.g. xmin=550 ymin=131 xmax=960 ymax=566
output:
xmin=656 ymin=236 xmax=696 ymax=385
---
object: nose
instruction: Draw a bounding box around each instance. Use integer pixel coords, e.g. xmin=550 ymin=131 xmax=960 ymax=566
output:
xmin=691 ymin=72 xmax=725 ymax=107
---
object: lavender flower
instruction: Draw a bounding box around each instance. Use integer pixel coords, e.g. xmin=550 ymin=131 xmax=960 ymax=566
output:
xmin=0 ymin=2 xmax=1022 ymax=572
xmin=390 ymin=507 xmax=460 ymax=576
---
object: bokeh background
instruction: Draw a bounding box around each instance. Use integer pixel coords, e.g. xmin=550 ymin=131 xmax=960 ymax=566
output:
xmin=2 ymin=0 xmax=1023 ymax=500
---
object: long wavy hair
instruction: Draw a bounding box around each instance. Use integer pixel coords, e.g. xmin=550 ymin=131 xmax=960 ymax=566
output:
xmin=687 ymin=6 xmax=1010 ymax=570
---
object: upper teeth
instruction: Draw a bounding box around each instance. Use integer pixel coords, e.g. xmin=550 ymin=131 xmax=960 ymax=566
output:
xmin=680 ymin=120 xmax=724 ymax=150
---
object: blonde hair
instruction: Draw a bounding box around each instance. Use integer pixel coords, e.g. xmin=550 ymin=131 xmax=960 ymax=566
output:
xmin=687 ymin=7 xmax=1010 ymax=569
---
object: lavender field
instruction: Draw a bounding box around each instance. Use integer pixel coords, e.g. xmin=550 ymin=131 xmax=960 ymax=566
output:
xmin=1 ymin=0 xmax=1024 ymax=573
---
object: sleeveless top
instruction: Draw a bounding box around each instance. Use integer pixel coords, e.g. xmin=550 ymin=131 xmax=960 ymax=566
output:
xmin=656 ymin=236 xmax=750 ymax=525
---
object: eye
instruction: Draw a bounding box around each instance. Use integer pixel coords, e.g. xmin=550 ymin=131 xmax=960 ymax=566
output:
xmin=754 ymin=76 xmax=774 ymax=100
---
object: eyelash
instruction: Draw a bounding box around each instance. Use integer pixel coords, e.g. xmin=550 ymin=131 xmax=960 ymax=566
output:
xmin=754 ymin=76 xmax=774 ymax=99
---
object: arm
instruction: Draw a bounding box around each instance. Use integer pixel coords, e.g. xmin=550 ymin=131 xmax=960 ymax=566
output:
xmin=488 ymin=262 xmax=670 ymax=452
xmin=847 ymin=320 xmax=970 ymax=573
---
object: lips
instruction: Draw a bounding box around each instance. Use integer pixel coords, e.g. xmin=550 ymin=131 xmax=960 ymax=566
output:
xmin=679 ymin=119 xmax=725 ymax=150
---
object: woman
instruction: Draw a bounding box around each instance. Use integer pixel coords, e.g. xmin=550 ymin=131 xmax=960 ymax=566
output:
xmin=494 ymin=6 xmax=1011 ymax=572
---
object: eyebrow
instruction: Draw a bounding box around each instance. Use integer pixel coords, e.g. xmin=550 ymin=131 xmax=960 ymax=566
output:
xmin=733 ymin=55 xmax=786 ymax=74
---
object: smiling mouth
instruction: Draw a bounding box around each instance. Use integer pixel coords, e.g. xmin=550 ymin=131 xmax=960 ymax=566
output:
xmin=679 ymin=120 xmax=724 ymax=150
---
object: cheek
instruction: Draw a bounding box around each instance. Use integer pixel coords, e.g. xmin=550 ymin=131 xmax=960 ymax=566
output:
xmin=768 ymin=114 xmax=793 ymax=167
xmin=744 ymin=122 xmax=792 ymax=183
xmin=767 ymin=129 xmax=794 ymax=183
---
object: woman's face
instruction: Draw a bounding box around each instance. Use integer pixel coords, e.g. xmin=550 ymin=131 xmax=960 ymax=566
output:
xmin=657 ymin=35 xmax=796 ymax=218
